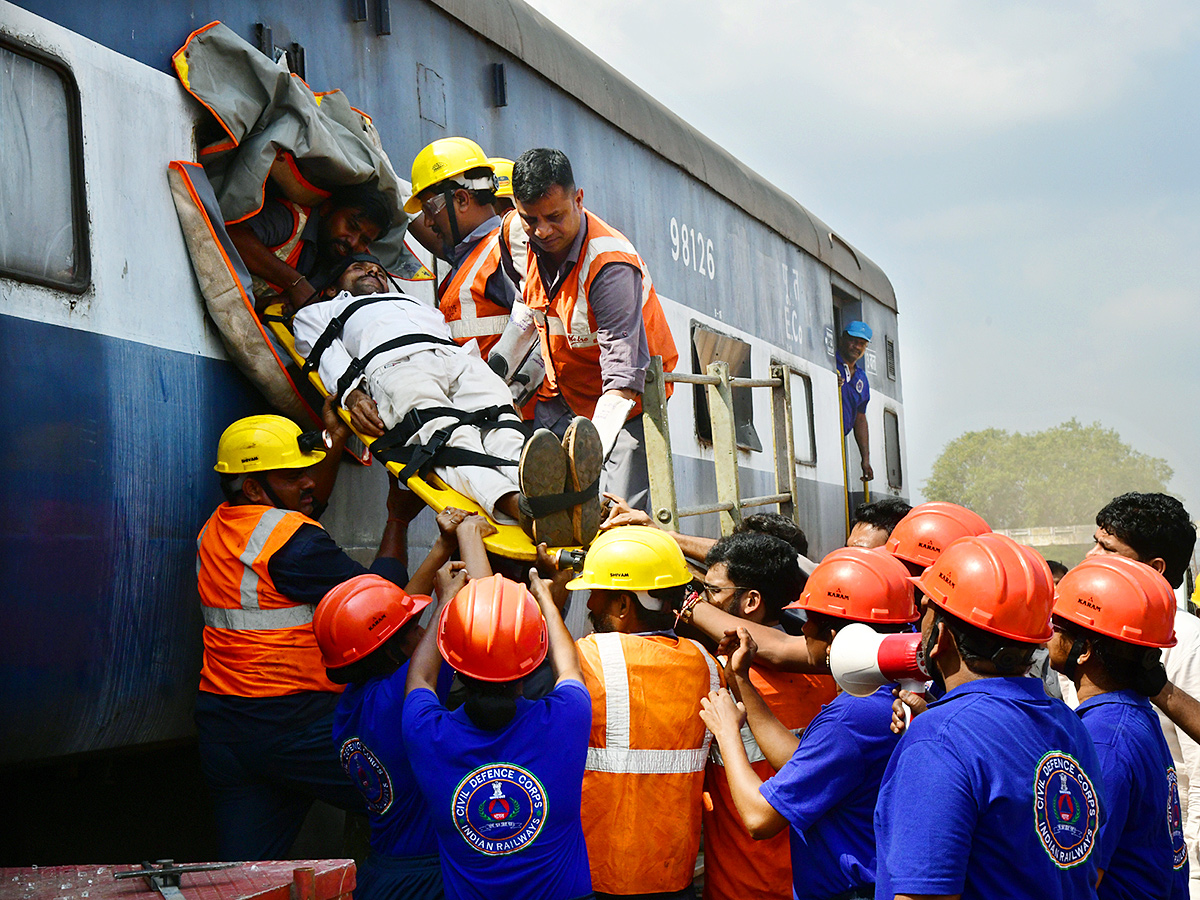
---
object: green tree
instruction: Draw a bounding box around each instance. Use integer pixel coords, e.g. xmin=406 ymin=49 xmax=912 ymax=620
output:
xmin=923 ymin=419 xmax=1173 ymax=529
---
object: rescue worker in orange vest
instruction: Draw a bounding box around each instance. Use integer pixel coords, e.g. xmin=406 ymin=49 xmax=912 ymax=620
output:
xmin=509 ymin=148 xmax=679 ymax=511
xmin=405 ymin=138 xmax=520 ymax=361
xmin=696 ymin=533 xmax=838 ymax=900
xmin=228 ymin=182 xmax=393 ymax=314
xmin=196 ymin=414 xmax=427 ymax=861
xmin=564 ymin=526 xmax=722 ymax=899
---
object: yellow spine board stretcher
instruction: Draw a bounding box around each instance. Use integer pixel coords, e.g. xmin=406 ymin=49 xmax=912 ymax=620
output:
xmin=263 ymin=304 xmax=554 ymax=562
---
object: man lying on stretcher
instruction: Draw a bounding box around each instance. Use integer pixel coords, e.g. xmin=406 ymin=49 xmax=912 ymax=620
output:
xmin=291 ymin=254 xmax=602 ymax=547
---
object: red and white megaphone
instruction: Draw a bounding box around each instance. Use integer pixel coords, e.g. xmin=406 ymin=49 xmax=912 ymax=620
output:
xmin=828 ymin=623 xmax=929 ymax=724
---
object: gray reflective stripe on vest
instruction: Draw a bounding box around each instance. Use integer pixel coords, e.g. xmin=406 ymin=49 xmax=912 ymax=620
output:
xmin=450 ymin=232 xmax=498 ymax=324
xmin=195 ymin=520 xmax=211 ymax=577
xmin=448 ymin=314 xmax=510 ymax=339
xmin=238 ymin=508 xmax=288 ymax=610
xmin=202 ymin=604 xmax=315 ymax=631
xmin=585 ymin=633 xmax=718 ymax=775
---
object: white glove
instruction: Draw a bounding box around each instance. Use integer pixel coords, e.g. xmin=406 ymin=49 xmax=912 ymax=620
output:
xmin=591 ymin=393 xmax=636 ymax=460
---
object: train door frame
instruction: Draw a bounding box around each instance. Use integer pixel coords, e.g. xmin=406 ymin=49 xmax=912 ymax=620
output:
xmin=831 ymin=289 xmax=868 ymax=537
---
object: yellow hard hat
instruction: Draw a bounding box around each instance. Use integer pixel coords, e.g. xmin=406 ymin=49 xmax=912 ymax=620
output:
xmin=404 ymin=137 xmax=494 ymax=214
xmin=214 ymin=415 xmax=325 ymax=474
xmin=489 ymin=157 xmax=514 ymax=198
xmin=566 ymin=525 xmax=692 ymax=592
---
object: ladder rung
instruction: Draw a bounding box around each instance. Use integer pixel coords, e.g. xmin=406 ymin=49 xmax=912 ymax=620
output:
xmin=678 ymin=501 xmax=737 ymax=518
xmin=740 ymin=492 xmax=792 ymax=509
xmin=729 ymin=377 xmax=782 ymax=389
xmin=664 ymin=372 xmax=722 ymax=386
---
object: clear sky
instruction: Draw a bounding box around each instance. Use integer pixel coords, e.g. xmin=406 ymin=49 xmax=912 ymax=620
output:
xmin=523 ymin=0 xmax=1200 ymax=521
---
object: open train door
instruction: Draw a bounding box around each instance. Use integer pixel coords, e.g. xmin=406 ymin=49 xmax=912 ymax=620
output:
xmin=832 ymin=294 xmax=870 ymax=540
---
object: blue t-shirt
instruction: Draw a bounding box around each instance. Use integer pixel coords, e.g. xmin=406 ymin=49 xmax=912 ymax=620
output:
xmin=1077 ymin=690 xmax=1189 ymax=900
xmin=875 ymin=677 xmax=1105 ymax=900
xmin=402 ymin=679 xmax=592 ymax=900
xmin=760 ymin=684 xmax=899 ymax=899
xmin=836 ymin=352 xmax=869 ymax=436
xmin=333 ymin=662 xmax=454 ymax=859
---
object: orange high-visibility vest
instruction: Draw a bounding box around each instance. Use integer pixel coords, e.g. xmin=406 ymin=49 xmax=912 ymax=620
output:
xmin=437 ymin=227 xmax=510 ymax=358
xmin=249 ymin=199 xmax=310 ymax=297
xmin=703 ymin=666 xmax=839 ymax=900
xmin=523 ymin=210 xmax=678 ymax=418
xmin=196 ymin=503 xmax=339 ymax=697
xmin=577 ymin=632 xmax=722 ymax=894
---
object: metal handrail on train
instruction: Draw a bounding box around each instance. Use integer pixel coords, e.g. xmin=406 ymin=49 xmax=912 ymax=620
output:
xmin=642 ymin=356 xmax=800 ymax=536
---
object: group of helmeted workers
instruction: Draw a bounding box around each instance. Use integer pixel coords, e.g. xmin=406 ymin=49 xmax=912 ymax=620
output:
xmin=198 ymin=133 xmax=1200 ymax=900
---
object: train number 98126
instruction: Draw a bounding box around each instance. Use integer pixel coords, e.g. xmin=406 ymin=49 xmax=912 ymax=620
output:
xmin=670 ymin=217 xmax=715 ymax=281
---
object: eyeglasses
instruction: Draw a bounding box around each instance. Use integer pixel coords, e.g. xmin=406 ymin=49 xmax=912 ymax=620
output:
xmin=699 ymin=582 xmax=752 ymax=603
xmin=420 ymin=192 xmax=448 ymax=217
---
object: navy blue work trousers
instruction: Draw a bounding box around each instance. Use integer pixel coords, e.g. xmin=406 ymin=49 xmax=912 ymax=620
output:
xmin=197 ymin=709 xmax=366 ymax=861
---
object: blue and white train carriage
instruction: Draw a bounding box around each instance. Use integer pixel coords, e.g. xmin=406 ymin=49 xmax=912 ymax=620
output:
xmin=0 ymin=0 xmax=906 ymax=766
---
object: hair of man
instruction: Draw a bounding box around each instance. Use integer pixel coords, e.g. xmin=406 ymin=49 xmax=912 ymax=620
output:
xmin=736 ymin=512 xmax=809 ymax=557
xmin=705 ymin=532 xmax=805 ymax=621
xmin=512 ymin=148 xmax=575 ymax=203
xmin=936 ymin=607 xmax=1038 ymax=676
xmin=327 ymin=182 xmax=392 ymax=236
xmin=1096 ymin=492 xmax=1196 ymax=589
xmin=852 ymin=497 xmax=913 ymax=538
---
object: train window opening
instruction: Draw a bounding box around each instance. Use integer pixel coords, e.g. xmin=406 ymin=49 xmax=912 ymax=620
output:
xmin=690 ymin=322 xmax=762 ymax=452
xmin=787 ymin=367 xmax=817 ymax=467
xmin=884 ymin=408 xmax=903 ymax=489
xmin=0 ymin=41 xmax=89 ymax=292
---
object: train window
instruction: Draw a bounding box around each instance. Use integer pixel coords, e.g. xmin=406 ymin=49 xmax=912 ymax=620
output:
xmin=691 ymin=322 xmax=762 ymax=452
xmin=0 ymin=41 xmax=89 ymax=292
xmin=789 ymin=369 xmax=817 ymax=466
xmin=883 ymin=408 xmax=903 ymax=489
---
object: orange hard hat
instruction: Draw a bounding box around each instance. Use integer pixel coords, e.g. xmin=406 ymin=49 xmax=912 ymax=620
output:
xmin=437 ymin=574 xmax=547 ymax=682
xmin=314 ymin=574 xmax=432 ymax=669
xmin=1053 ymin=556 xmax=1177 ymax=648
xmin=886 ymin=502 xmax=991 ymax=569
xmin=914 ymin=533 xmax=1055 ymax=643
xmin=786 ymin=547 xmax=918 ymax=623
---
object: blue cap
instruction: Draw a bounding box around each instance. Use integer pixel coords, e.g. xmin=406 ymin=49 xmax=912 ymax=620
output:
xmin=844 ymin=320 xmax=872 ymax=341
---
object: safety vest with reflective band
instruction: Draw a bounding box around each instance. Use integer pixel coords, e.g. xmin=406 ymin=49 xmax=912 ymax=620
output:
xmin=522 ymin=210 xmax=679 ymax=418
xmin=577 ymin=632 xmax=722 ymax=894
xmin=437 ymin=226 xmax=510 ymax=357
xmin=499 ymin=209 xmax=529 ymax=290
xmin=249 ymin=199 xmax=311 ymax=298
xmin=702 ymin=666 xmax=839 ymax=900
xmin=196 ymin=503 xmax=340 ymax=696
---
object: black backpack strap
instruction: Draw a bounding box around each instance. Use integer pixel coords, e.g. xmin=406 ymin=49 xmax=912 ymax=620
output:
xmin=302 ymin=297 xmax=397 ymax=374
xmin=335 ymin=334 xmax=459 ymax=399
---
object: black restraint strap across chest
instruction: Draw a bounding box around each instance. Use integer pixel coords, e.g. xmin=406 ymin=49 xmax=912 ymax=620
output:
xmin=301 ymin=296 xmax=398 ymax=374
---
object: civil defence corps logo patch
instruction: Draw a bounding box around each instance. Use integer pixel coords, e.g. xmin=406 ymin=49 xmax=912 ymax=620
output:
xmin=339 ymin=737 xmax=393 ymax=815
xmin=453 ymin=763 xmax=546 ymax=855
xmin=1033 ymin=751 xmax=1099 ymax=868
xmin=1169 ymin=766 xmax=1187 ymax=870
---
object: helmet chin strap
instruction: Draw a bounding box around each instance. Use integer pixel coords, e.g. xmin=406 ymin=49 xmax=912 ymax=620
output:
xmin=442 ymin=186 xmax=463 ymax=252
xmin=249 ymin=471 xmax=287 ymax=510
xmin=922 ymin=611 xmax=948 ymax=696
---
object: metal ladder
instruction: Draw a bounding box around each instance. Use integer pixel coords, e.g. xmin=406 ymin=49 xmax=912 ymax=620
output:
xmin=642 ymin=355 xmax=800 ymax=536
